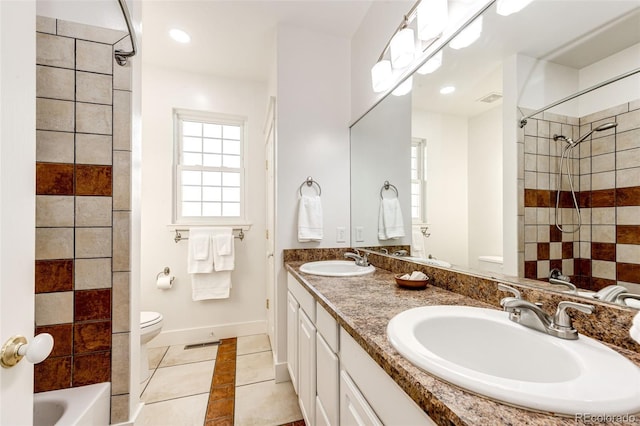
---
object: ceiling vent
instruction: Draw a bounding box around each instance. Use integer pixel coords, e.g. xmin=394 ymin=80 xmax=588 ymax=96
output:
xmin=477 ymin=92 xmax=503 ymax=103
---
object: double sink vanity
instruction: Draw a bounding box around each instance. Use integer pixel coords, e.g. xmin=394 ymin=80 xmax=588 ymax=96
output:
xmin=284 ymin=249 xmax=640 ymax=425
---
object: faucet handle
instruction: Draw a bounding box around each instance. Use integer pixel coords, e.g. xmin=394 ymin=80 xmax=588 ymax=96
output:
xmin=498 ymin=284 xmax=521 ymax=306
xmin=554 ymin=301 xmax=594 ymax=329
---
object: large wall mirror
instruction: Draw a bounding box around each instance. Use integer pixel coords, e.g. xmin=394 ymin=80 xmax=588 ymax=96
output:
xmin=350 ymin=0 xmax=640 ymax=308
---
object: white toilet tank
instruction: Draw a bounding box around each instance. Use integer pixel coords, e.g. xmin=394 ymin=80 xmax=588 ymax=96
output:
xmin=478 ymin=255 xmax=503 ymax=274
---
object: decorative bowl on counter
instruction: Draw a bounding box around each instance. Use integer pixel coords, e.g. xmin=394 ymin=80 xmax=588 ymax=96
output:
xmin=395 ymin=274 xmax=429 ymax=290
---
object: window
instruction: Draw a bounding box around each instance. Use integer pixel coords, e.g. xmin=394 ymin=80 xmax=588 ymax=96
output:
xmin=174 ymin=109 xmax=246 ymax=224
xmin=411 ymin=138 xmax=427 ymax=223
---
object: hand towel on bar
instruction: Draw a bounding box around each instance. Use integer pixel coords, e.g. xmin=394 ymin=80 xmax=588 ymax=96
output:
xmin=298 ymin=195 xmax=323 ymax=242
xmin=378 ymin=198 xmax=405 ymax=240
xmin=192 ymin=271 xmax=231 ymax=301
xmin=187 ymin=228 xmax=215 ymax=273
xmin=212 ymin=228 xmax=235 ymax=272
xmin=411 ymin=227 xmax=425 ymax=258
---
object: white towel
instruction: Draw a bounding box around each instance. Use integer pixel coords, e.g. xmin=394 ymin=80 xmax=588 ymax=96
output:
xmin=378 ymin=198 xmax=405 ymax=240
xmin=411 ymin=227 xmax=425 ymax=258
xmin=187 ymin=228 xmax=214 ymax=273
xmin=298 ymin=195 xmax=323 ymax=242
xmin=192 ymin=272 xmax=231 ymax=301
xmin=212 ymin=228 xmax=235 ymax=272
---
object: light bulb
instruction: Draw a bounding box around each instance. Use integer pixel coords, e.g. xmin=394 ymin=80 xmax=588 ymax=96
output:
xmin=390 ymin=28 xmax=415 ymax=69
xmin=449 ymin=16 xmax=482 ymax=50
xmin=417 ymin=0 xmax=448 ymax=41
xmin=496 ymin=0 xmax=535 ymax=16
xmin=169 ymin=29 xmax=191 ymax=43
xmin=417 ymin=51 xmax=443 ymax=75
xmin=371 ymin=60 xmax=393 ymax=93
xmin=393 ymin=76 xmax=413 ymax=96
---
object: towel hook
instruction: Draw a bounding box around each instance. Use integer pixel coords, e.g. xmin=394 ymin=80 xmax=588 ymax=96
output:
xmin=380 ymin=180 xmax=399 ymax=199
xmin=299 ymin=176 xmax=322 ymax=196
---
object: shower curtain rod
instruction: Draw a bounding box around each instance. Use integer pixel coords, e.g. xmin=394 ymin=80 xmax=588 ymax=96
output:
xmin=519 ymin=67 xmax=640 ymax=128
xmin=114 ymin=0 xmax=137 ymax=66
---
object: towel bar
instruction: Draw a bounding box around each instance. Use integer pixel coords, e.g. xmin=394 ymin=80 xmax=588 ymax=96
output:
xmin=174 ymin=228 xmax=245 ymax=243
xmin=380 ymin=180 xmax=399 ymax=199
xmin=298 ymin=176 xmax=322 ymax=196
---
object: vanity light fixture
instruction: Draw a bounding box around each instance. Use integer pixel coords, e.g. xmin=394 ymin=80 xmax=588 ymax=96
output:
xmin=449 ymin=16 xmax=483 ymax=49
xmin=371 ymin=59 xmax=394 ymax=93
xmin=417 ymin=0 xmax=448 ymax=41
xmin=496 ymin=0 xmax=535 ymax=16
xmin=392 ymin=76 xmax=413 ymax=96
xmin=390 ymin=27 xmax=416 ymax=69
xmin=169 ymin=28 xmax=191 ymax=43
xmin=440 ymin=85 xmax=456 ymax=94
xmin=417 ymin=50 xmax=443 ymax=75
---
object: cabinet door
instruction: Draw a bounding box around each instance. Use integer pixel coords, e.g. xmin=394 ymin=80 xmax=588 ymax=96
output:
xmin=340 ymin=370 xmax=382 ymax=426
xmin=298 ymin=310 xmax=317 ymax=426
xmin=316 ymin=333 xmax=339 ymax=426
xmin=287 ymin=291 xmax=299 ymax=393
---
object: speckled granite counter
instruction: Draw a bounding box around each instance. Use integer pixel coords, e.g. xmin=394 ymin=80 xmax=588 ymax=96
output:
xmin=285 ymin=261 xmax=640 ymax=426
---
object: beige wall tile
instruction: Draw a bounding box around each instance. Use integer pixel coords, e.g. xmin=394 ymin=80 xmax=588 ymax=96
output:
xmin=591 ymin=171 xmax=615 ymax=191
xmin=113 ymin=272 xmax=130 ymax=333
xmin=36 ymin=131 xmax=75 ymax=163
xmin=592 ymin=260 xmax=616 ymax=280
xmin=591 ymin=134 xmax=615 ymax=156
xmin=562 ymin=259 xmax=574 ymax=276
xmin=35 ymin=292 xmax=73 ymax=326
xmin=617 ymin=128 xmax=640 ymax=151
xmin=617 ymin=168 xmax=640 ymax=188
xmin=37 ymin=66 xmax=74 ymax=101
xmin=617 ymin=206 xmax=640 ymax=225
xmin=76 ymin=102 xmax=112 ymax=135
xmin=110 ymin=394 xmax=130 ymax=424
xmin=617 ymin=147 xmax=640 ymax=170
xmin=591 ymin=225 xmax=615 ymax=243
xmin=113 ymin=39 xmax=133 ymax=90
xmin=524 ymin=136 xmax=536 ymax=154
xmin=536 ymin=260 xmax=549 ymax=279
xmin=75 ymin=258 xmax=112 ymax=290
xmin=580 ymin=103 xmax=628 ymax=126
xmin=591 ymin=152 xmax=615 ymax=173
xmin=76 ymin=134 xmax=112 ymax=165
xmin=76 ymin=71 xmax=112 ymax=105
xmin=617 ymin=109 xmax=640 ymax=133
xmin=76 ymin=40 xmax=113 ymax=74
xmin=113 ymin=211 xmax=130 ymax=271
xmin=36 ymin=16 xmax=56 ymax=34
xmin=76 ymin=196 xmax=112 ymax=227
xmin=591 ymin=207 xmax=615 ymax=225
xmin=76 ymin=227 xmax=112 ymax=258
xmin=36 ymin=227 xmax=73 ymax=260
xmin=629 ymin=99 xmax=640 ymax=112
xmin=579 ymin=241 xmax=590 ymax=258
xmin=113 ymin=151 xmax=131 ymax=210
xmin=524 ymin=243 xmax=536 ymax=261
xmin=36 ymin=33 xmax=74 ymax=68
xmin=111 ymin=332 xmax=130 ymax=395
xmin=113 ymin=90 xmax=131 ymax=150
xmin=536 ymin=155 xmax=549 ymax=173
xmin=36 ymin=98 xmax=74 ymax=132
xmin=524 ymin=119 xmax=537 ymax=136
xmin=36 ymin=196 xmax=74 ymax=227
xmin=57 ymin=20 xmax=126 ymax=45
xmin=617 ymin=244 xmax=640 ymax=264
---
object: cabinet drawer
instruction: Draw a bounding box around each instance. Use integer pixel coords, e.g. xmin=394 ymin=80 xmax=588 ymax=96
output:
xmin=316 ymin=301 xmax=339 ymax=352
xmin=288 ymin=273 xmax=315 ymax=322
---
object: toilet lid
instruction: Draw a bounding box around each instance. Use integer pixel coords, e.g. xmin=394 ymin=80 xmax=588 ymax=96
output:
xmin=141 ymin=311 xmax=162 ymax=327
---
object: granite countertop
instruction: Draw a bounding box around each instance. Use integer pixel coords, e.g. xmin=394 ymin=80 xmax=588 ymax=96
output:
xmin=285 ymin=261 xmax=640 ymax=426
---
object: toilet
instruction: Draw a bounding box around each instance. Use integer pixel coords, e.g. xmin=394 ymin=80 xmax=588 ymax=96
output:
xmin=478 ymin=255 xmax=504 ymax=274
xmin=140 ymin=311 xmax=163 ymax=382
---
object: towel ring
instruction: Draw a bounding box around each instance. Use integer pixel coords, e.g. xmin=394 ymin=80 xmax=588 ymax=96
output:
xmin=380 ymin=181 xmax=399 ymax=199
xmin=299 ymin=176 xmax=322 ymax=196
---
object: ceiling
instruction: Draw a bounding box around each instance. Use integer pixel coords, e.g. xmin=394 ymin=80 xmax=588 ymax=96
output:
xmin=142 ymin=0 xmax=373 ymax=82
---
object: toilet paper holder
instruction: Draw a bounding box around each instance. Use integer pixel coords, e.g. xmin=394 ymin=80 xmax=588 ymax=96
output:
xmin=157 ymin=267 xmax=175 ymax=284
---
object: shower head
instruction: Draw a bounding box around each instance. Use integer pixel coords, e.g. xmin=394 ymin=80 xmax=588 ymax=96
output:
xmin=572 ymin=122 xmax=618 ymax=146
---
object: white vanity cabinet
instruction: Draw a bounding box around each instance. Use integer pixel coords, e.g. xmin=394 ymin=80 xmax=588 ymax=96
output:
xmin=315 ymin=302 xmax=340 ymax=426
xmin=286 ymin=291 xmax=299 ymax=392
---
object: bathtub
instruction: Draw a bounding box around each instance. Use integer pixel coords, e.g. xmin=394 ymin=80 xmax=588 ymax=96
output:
xmin=33 ymin=382 xmax=110 ymax=426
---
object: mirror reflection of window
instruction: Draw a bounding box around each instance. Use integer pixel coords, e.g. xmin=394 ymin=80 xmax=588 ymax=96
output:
xmin=411 ymin=138 xmax=427 ymax=224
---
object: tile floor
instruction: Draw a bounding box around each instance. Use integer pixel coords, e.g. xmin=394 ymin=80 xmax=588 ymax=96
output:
xmin=141 ymin=334 xmax=304 ymax=426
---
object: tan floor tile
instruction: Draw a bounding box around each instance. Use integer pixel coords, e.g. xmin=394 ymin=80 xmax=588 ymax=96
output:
xmin=148 ymin=346 xmax=168 ymax=370
xmin=141 ymin=393 xmax=209 ymax=426
xmin=235 ymin=380 xmax=302 ymax=426
xmin=236 ymin=351 xmax=274 ymax=386
xmin=160 ymin=344 xmax=219 ymax=367
xmin=141 ymin=360 xmax=214 ymax=403
xmin=237 ymin=334 xmax=271 ymax=355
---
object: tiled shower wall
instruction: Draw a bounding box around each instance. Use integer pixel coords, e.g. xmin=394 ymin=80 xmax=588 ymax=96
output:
xmin=34 ymin=17 xmax=132 ymax=423
xmin=518 ymin=100 xmax=640 ymax=293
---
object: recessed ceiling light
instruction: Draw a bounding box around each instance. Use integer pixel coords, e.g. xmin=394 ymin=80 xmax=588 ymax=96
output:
xmin=169 ymin=29 xmax=191 ymax=43
xmin=440 ymin=86 xmax=456 ymax=95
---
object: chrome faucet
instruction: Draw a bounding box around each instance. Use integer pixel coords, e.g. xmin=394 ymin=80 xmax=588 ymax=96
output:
xmin=614 ymin=292 xmax=640 ymax=306
xmin=593 ymin=285 xmax=628 ymax=302
xmin=393 ymin=249 xmax=408 ymax=257
xmin=498 ymin=284 xmax=594 ymax=340
xmin=549 ymin=269 xmax=577 ymax=293
xmin=344 ymin=249 xmax=369 ymax=267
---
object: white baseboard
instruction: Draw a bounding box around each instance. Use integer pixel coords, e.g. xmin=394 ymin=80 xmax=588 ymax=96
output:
xmin=274 ymin=361 xmax=291 ymax=383
xmin=148 ymin=320 xmax=267 ymax=348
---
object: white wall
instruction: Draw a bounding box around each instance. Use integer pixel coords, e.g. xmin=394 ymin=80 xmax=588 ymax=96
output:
xmin=412 ymin=109 xmax=469 ymax=267
xmin=140 ymin=65 xmax=268 ymax=345
xmin=274 ymin=25 xmax=351 ymax=369
xmin=36 ymin=0 xmax=126 ymax=31
xmin=468 ymin=106 xmax=503 ymax=270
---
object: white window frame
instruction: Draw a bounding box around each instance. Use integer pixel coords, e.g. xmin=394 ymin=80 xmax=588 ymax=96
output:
xmin=411 ymin=138 xmax=427 ymax=224
xmin=172 ymin=108 xmax=249 ymax=226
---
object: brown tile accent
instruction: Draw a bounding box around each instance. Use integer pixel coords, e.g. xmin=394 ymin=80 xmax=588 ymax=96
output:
xmin=35 ymin=259 xmax=73 ymax=293
xmin=591 ymin=189 xmax=616 ymax=208
xmin=36 ymin=324 xmax=72 ymax=357
xmin=34 ymin=356 xmax=72 ymax=392
xmin=549 ymin=226 xmax=562 ymax=243
xmin=72 ymin=351 xmax=111 ymax=386
xmin=579 ymin=191 xmax=591 ymax=209
xmin=562 ymin=242 xmax=573 ymax=259
xmin=573 ymin=275 xmax=591 ymax=290
xmin=591 ymin=242 xmax=616 ymax=262
xmin=617 ymin=225 xmax=640 ymax=244
xmin=550 ymin=259 xmax=562 ymax=271
xmin=537 ymin=243 xmax=550 ymax=260
xmin=591 ymin=277 xmax=617 ymax=291
xmin=74 ymin=289 xmax=111 ymax=322
xmin=207 ymin=338 xmax=237 ymax=424
xmin=557 ymin=191 xmax=574 ymax=208
xmin=618 ymin=263 xmax=640 ymax=284
xmin=575 ymin=258 xmax=591 ymax=277
xmin=616 ymin=186 xmax=640 ymax=207
xmin=74 ymin=321 xmax=111 ymax=354
xmin=524 ymin=189 xmax=537 ymax=207
xmin=524 ymin=261 xmax=537 ymax=279
xmin=36 ymin=163 xmax=74 ymax=195
xmin=535 ymin=190 xmax=551 ymax=208
xmin=75 ymin=165 xmax=112 ymax=196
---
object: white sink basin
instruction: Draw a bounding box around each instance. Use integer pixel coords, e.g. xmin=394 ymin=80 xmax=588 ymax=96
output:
xmin=387 ymin=305 xmax=640 ymax=415
xmin=299 ymin=260 xmax=375 ymax=277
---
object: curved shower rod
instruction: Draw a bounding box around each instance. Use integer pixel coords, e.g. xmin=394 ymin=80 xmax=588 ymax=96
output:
xmin=114 ymin=0 xmax=138 ymax=66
